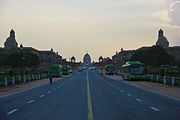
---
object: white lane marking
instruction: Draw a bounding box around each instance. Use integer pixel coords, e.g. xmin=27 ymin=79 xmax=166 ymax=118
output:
xmin=121 ymin=90 xmax=124 ymax=93
xmin=53 ymin=88 xmax=56 ymax=91
xmin=57 ymin=86 xmax=60 ymax=88
xmin=6 ymin=108 xmax=18 ymax=115
xmin=150 ymin=106 xmax=160 ymax=112
xmin=127 ymin=93 xmax=132 ymax=96
xmin=136 ymin=99 xmax=143 ymax=102
xmin=40 ymin=95 xmax=44 ymax=98
xmin=27 ymin=100 xmax=34 ymax=104
xmin=116 ymin=87 xmax=119 ymax=90
xmin=47 ymin=91 xmax=51 ymax=94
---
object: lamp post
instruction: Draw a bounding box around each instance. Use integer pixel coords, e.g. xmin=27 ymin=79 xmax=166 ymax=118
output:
xmin=20 ymin=44 xmax=25 ymax=75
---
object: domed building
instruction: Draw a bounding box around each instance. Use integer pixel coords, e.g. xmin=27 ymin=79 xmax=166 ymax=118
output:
xmin=83 ymin=53 xmax=91 ymax=66
xmin=4 ymin=29 xmax=18 ymax=49
xmin=156 ymin=29 xmax=169 ymax=49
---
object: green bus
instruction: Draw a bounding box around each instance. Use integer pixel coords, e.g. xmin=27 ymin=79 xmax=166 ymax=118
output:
xmin=122 ymin=61 xmax=146 ymax=80
xmin=49 ymin=64 xmax=62 ymax=77
xmin=105 ymin=64 xmax=114 ymax=75
xmin=62 ymin=65 xmax=70 ymax=75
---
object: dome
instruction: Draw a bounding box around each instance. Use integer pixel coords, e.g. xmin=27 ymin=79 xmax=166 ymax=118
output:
xmin=156 ymin=29 xmax=169 ymax=49
xmin=10 ymin=29 xmax=15 ymax=37
xmin=83 ymin=53 xmax=91 ymax=65
xmin=4 ymin=29 xmax=18 ymax=48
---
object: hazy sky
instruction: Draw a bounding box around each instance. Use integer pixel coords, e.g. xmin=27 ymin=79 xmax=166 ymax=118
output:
xmin=0 ymin=0 xmax=180 ymax=61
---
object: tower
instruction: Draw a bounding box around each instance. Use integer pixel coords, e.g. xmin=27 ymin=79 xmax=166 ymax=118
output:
xmin=4 ymin=29 xmax=18 ymax=49
xmin=156 ymin=29 xmax=169 ymax=49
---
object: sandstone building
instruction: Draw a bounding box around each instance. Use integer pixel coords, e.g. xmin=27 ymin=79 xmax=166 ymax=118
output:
xmin=0 ymin=29 xmax=62 ymax=70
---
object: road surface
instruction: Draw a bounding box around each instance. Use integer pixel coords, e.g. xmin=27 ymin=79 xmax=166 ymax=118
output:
xmin=0 ymin=70 xmax=180 ymax=120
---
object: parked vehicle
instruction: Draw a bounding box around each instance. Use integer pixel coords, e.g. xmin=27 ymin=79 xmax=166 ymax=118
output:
xmin=105 ymin=64 xmax=114 ymax=75
xmin=49 ymin=64 xmax=62 ymax=77
xmin=62 ymin=65 xmax=70 ymax=75
xmin=122 ymin=61 xmax=146 ymax=80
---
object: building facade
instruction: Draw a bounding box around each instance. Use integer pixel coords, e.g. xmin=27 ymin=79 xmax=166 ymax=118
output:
xmin=155 ymin=29 xmax=180 ymax=62
xmin=83 ymin=53 xmax=91 ymax=66
xmin=112 ymin=29 xmax=180 ymax=68
xmin=4 ymin=29 xmax=18 ymax=49
xmin=0 ymin=29 xmax=62 ymax=70
xmin=112 ymin=48 xmax=134 ymax=71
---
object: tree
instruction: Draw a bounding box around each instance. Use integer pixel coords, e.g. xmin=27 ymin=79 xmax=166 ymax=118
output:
xmin=2 ymin=52 xmax=39 ymax=68
xmin=131 ymin=46 xmax=174 ymax=66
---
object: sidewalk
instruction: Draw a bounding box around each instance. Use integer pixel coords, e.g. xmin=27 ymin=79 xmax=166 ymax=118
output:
xmin=105 ymin=75 xmax=180 ymax=100
xmin=0 ymin=76 xmax=66 ymax=97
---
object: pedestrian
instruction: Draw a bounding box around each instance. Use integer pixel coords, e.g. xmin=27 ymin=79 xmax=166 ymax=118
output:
xmin=49 ymin=72 xmax=53 ymax=84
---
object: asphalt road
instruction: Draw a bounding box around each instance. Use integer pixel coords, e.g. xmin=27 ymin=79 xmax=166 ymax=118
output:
xmin=0 ymin=70 xmax=180 ymax=120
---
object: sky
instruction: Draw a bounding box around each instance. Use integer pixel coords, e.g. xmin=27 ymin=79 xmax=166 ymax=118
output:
xmin=0 ymin=0 xmax=180 ymax=62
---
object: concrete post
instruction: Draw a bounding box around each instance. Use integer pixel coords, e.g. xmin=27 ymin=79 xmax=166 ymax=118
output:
xmin=28 ymin=75 xmax=31 ymax=82
xmin=12 ymin=76 xmax=15 ymax=85
xmin=36 ymin=74 xmax=38 ymax=80
xmin=24 ymin=75 xmax=26 ymax=82
xmin=18 ymin=75 xmax=21 ymax=82
xmin=151 ymin=75 xmax=153 ymax=81
xmin=163 ymin=76 xmax=166 ymax=84
xmin=172 ymin=77 xmax=175 ymax=86
xmin=38 ymin=74 xmax=40 ymax=79
xmin=4 ymin=77 xmax=8 ymax=86
xmin=32 ymin=74 xmax=34 ymax=80
xmin=156 ymin=75 xmax=159 ymax=82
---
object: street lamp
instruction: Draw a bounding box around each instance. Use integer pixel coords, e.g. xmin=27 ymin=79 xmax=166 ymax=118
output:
xmin=20 ymin=44 xmax=25 ymax=74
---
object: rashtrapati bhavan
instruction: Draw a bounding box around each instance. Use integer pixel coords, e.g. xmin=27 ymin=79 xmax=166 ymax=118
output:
xmin=0 ymin=29 xmax=62 ymax=69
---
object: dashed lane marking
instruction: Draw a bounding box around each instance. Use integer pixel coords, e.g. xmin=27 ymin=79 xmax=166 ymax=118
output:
xmin=121 ymin=90 xmax=124 ymax=93
xmin=136 ymin=99 xmax=143 ymax=102
xmin=127 ymin=93 xmax=132 ymax=97
xmin=53 ymin=88 xmax=56 ymax=91
xmin=6 ymin=108 xmax=18 ymax=115
xmin=27 ymin=100 xmax=34 ymax=104
xmin=40 ymin=95 xmax=44 ymax=98
xmin=150 ymin=106 xmax=160 ymax=112
xmin=47 ymin=91 xmax=51 ymax=94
